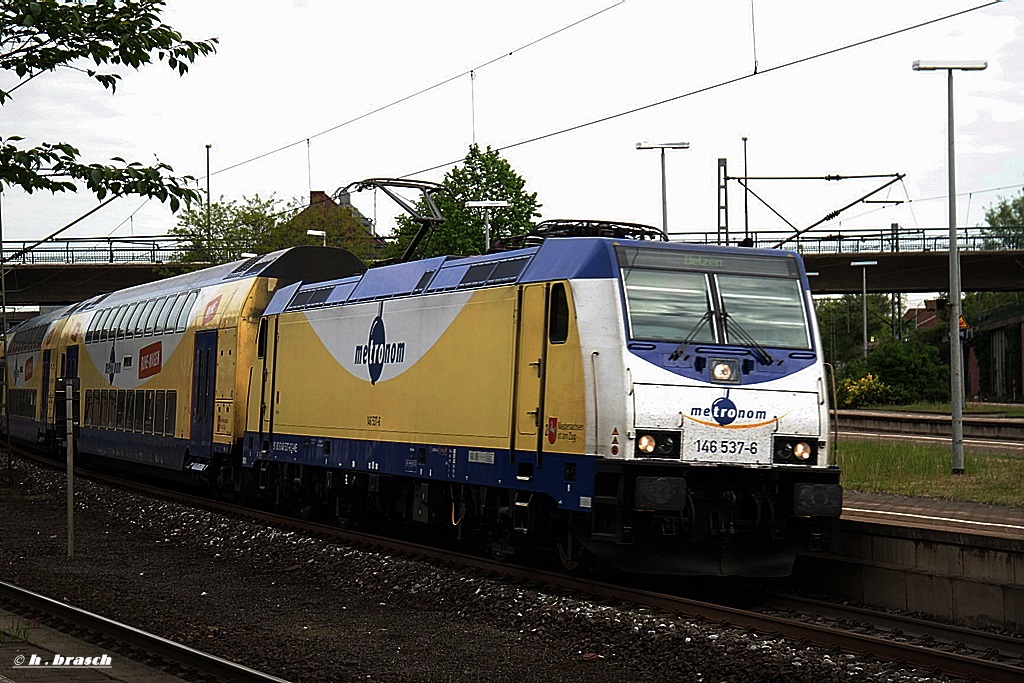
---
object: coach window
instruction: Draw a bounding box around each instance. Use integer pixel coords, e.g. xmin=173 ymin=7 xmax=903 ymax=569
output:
xmin=109 ymin=306 xmax=130 ymax=342
xmin=165 ymin=390 xmax=177 ymax=436
xmin=163 ymin=293 xmax=188 ymax=334
xmin=133 ymin=390 xmax=145 ymax=432
xmin=84 ymin=391 xmax=93 ymax=427
xmin=85 ymin=314 xmax=99 ymax=344
xmin=115 ymin=390 xmax=126 ymax=430
xmin=257 ymin=319 xmax=268 ymax=359
xmin=94 ymin=309 xmax=113 ymax=343
xmin=549 ymin=283 xmax=570 ymax=344
xmin=145 ymin=297 xmax=168 ymax=336
xmin=107 ymin=391 xmax=118 ymax=429
xmin=134 ymin=300 xmax=156 ymax=337
xmin=117 ymin=303 xmax=138 ymax=339
xmin=103 ymin=308 xmax=120 ymax=342
xmin=144 ymin=390 xmax=155 ymax=433
xmin=124 ymin=391 xmax=136 ymax=433
xmin=154 ymin=391 xmax=166 ymax=435
xmin=175 ymin=291 xmax=199 ymax=332
xmin=98 ymin=389 xmax=108 ymax=428
xmin=126 ymin=301 xmax=147 ymax=338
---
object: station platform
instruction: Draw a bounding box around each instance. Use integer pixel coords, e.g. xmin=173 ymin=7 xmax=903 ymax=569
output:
xmin=0 ymin=607 xmax=183 ymax=683
xmin=843 ymin=490 xmax=1024 ymax=541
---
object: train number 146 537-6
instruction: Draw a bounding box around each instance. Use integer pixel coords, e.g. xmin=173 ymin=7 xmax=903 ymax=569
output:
xmin=693 ymin=439 xmax=758 ymax=455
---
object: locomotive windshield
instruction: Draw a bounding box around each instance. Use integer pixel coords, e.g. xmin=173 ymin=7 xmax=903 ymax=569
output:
xmin=616 ymin=246 xmax=811 ymax=350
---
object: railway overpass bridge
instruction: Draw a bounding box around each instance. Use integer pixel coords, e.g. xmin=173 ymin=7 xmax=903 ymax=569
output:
xmin=0 ymin=228 xmax=1022 ymax=307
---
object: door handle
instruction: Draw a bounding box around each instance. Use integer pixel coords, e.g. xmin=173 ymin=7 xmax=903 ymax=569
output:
xmin=529 ymin=358 xmax=541 ymax=376
xmin=526 ymin=408 xmax=539 ymax=426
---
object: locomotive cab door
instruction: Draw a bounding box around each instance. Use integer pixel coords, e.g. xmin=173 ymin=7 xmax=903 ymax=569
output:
xmin=190 ymin=330 xmax=218 ymax=458
xmin=512 ymin=284 xmax=549 ymax=459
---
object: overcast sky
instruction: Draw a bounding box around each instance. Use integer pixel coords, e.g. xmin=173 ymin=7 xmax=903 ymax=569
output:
xmin=2 ymin=0 xmax=1022 ymax=247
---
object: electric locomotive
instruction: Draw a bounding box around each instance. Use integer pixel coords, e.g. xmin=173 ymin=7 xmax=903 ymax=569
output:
xmin=242 ymin=221 xmax=841 ymax=576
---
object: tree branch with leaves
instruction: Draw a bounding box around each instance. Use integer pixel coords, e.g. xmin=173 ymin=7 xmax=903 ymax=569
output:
xmin=0 ymin=0 xmax=217 ymax=209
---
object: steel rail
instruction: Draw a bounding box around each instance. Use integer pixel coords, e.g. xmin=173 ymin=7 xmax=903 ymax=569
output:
xmin=13 ymin=447 xmax=1024 ymax=682
xmin=0 ymin=580 xmax=291 ymax=683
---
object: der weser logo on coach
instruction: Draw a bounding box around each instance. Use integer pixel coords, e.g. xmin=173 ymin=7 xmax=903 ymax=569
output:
xmin=354 ymin=315 xmax=406 ymax=385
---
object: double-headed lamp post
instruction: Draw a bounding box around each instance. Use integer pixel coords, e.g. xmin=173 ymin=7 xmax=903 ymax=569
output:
xmin=913 ymin=59 xmax=987 ymax=475
xmin=306 ymin=229 xmax=326 ymax=246
xmin=636 ymin=141 xmax=690 ymax=233
xmin=465 ymin=200 xmax=509 ymax=252
xmin=850 ymin=261 xmax=877 ymax=358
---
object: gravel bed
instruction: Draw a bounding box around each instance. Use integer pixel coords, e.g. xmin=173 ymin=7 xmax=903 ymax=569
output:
xmin=0 ymin=458 xmax=960 ymax=682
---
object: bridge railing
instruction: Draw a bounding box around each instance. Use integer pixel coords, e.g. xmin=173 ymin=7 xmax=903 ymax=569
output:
xmin=667 ymin=226 xmax=1016 ymax=253
xmin=0 ymin=236 xmax=185 ymax=265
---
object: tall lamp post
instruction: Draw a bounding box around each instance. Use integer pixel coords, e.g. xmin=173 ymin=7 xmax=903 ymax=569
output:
xmin=636 ymin=141 xmax=690 ymax=233
xmin=465 ymin=200 xmax=509 ymax=252
xmin=913 ymin=59 xmax=987 ymax=475
xmin=850 ymin=260 xmax=877 ymax=358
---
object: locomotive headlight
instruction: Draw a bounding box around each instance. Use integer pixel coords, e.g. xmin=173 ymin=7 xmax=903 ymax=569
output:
xmin=709 ymin=358 xmax=740 ymax=384
xmin=793 ymin=442 xmax=812 ymax=460
xmin=634 ymin=431 xmax=681 ymax=458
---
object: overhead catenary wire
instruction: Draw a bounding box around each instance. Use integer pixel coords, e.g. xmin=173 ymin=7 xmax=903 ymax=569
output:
xmin=403 ymin=1 xmax=1000 ymax=178
xmin=207 ymin=1 xmax=626 ymax=180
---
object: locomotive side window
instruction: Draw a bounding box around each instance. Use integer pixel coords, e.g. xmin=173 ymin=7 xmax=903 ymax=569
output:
xmin=549 ymin=283 xmax=569 ymax=344
xmin=257 ymin=319 xmax=268 ymax=359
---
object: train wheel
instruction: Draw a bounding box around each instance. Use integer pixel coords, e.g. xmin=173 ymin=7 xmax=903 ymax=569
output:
xmin=489 ymin=529 xmax=515 ymax=562
xmin=556 ymin=528 xmax=589 ymax=575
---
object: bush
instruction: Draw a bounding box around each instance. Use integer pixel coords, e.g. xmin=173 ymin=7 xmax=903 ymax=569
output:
xmin=838 ymin=373 xmax=894 ymax=408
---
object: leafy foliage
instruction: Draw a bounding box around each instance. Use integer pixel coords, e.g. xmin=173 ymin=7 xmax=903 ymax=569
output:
xmin=834 ymin=337 xmax=948 ymax=407
xmin=982 ymin=186 xmax=1024 ymax=249
xmin=814 ymin=293 xmax=895 ymax=367
xmin=836 ymin=373 xmax=893 ymax=408
xmin=0 ymin=0 xmax=218 ymax=207
xmin=385 ymin=144 xmax=541 ymax=260
xmin=170 ymin=193 xmax=380 ymax=266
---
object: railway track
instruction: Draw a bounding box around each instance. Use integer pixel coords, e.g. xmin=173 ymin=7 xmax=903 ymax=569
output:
xmin=13 ymin=447 xmax=1024 ymax=683
xmin=0 ymin=579 xmax=289 ymax=683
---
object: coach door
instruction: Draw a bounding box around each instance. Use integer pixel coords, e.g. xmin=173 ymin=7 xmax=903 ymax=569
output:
xmin=41 ymin=350 xmax=51 ymax=424
xmin=190 ymin=330 xmax=218 ymax=457
xmin=513 ymin=284 xmax=548 ymax=458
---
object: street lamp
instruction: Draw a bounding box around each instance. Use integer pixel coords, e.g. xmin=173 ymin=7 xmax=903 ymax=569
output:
xmin=850 ymin=260 xmax=877 ymax=358
xmin=306 ymin=229 xmax=326 ymax=247
xmin=465 ymin=200 xmax=509 ymax=252
xmin=636 ymin=141 xmax=690 ymax=233
xmin=913 ymin=59 xmax=987 ymax=475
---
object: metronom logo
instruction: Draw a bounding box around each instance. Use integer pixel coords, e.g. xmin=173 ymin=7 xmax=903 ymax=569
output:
xmin=353 ymin=314 xmax=406 ymax=385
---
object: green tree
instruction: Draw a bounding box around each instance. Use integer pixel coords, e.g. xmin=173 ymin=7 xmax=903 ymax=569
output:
xmin=815 ymin=294 xmax=894 ymax=368
xmin=385 ymin=144 xmax=541 ymax=260
xmin=170 ymin=195 xmax=279 ymax=265
xmin=1 ymin=0 xmax=217 ymax=209
xmin=982 ymin=186 xmax=1024 ymax=249
xmin=170 ymin=192 xmax=380 ymax=266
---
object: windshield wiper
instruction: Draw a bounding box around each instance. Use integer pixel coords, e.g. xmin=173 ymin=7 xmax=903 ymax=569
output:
xmin=722 ymin=311 xmax=774 ymax=365
xmin=668 ymin=307 xmax=714 ymax=361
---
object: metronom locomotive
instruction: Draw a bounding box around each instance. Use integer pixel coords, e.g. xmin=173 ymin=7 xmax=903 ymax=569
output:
xmin=3 ymin=208 xmax=840 ymax=577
